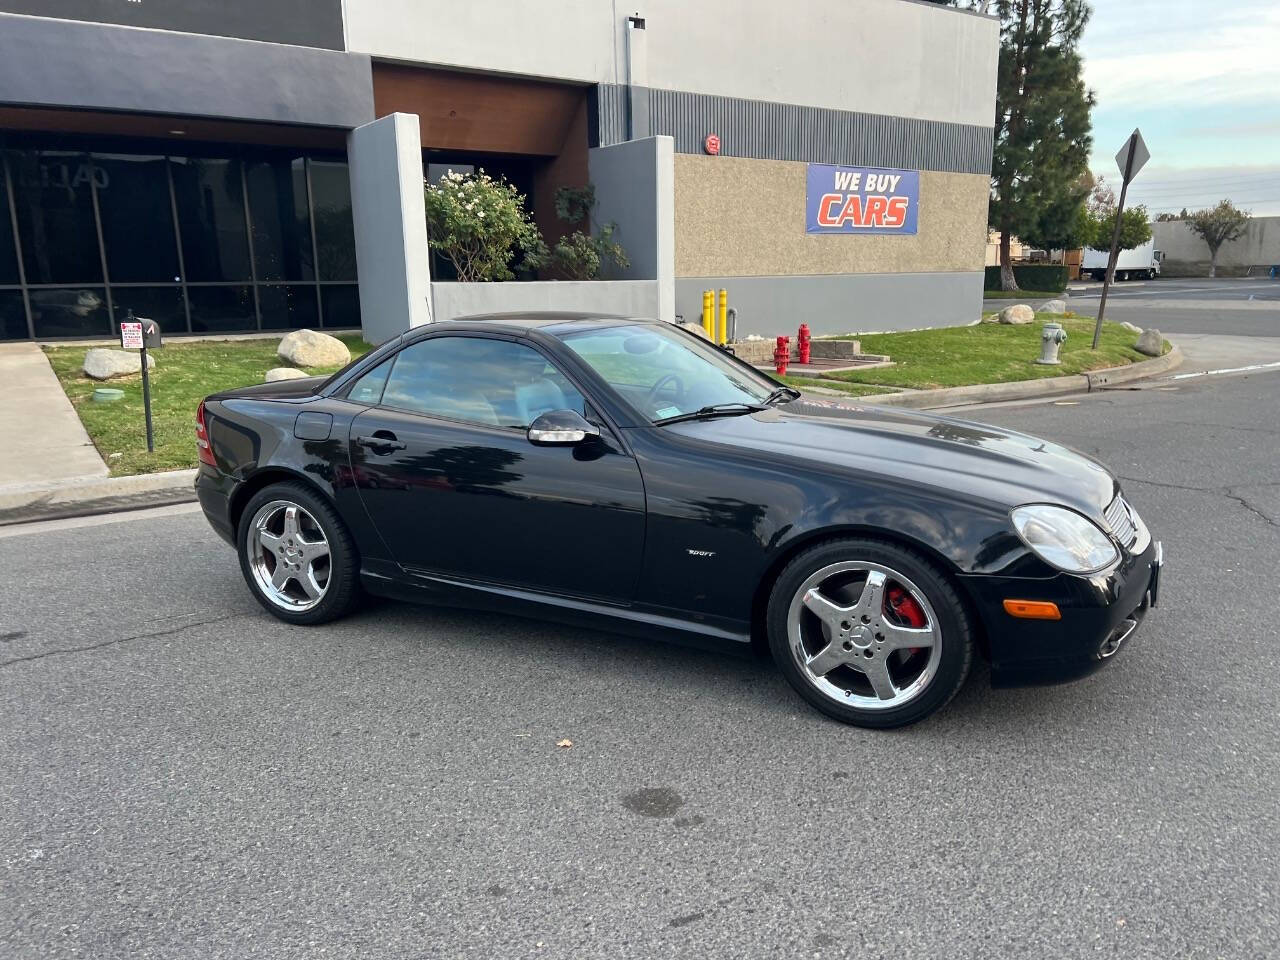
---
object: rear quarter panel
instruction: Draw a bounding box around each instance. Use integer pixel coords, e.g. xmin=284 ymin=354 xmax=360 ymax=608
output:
xmin=204 ymin=395 xmax=392 ymax=564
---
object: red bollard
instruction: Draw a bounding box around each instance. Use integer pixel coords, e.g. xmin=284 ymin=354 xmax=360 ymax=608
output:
xmin=798 ymin=323 xmax=811 ymax=365
xmin=774 ymin=335 xmax=790 ymax=376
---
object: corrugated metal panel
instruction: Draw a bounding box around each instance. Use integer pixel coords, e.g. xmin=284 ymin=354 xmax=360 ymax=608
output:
xmin=593 ymin=83 xmax=993 ymax=176
xmin=593 ymin=83 xmax=630 ymax=149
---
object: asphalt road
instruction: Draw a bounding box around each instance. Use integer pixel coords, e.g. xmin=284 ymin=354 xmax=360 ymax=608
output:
xmin=3 ymin=372 xmax=1279 ymax=959
xmin=986 ymin=276 xmax=1280 ymax=336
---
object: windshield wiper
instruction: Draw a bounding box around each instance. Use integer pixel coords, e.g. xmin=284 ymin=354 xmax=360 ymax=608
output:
xmin=653 ymin=402 xmax=767 ymax=425
xmin=764 ymin=385 xmax=801 ymax=405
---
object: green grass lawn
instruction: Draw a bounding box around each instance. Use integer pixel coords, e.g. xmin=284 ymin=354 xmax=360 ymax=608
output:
xmin=44 ymin=334 xmax=372 ymax=476
xmin=779 ymin=377 xmax=898 ymax=398
xmin=982 ymin=289 xmax=1065 ymax=299
xmin=816 ymin=317 xmax=1165 ymax=392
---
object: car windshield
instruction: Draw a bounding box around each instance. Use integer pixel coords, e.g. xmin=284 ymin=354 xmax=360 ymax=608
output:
xmin=558 ymin=324 xmax=778 ymax=422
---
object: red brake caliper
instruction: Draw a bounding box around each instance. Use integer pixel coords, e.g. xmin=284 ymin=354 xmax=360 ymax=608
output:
xmin=885 ymin=583 xmax=927 ymax=655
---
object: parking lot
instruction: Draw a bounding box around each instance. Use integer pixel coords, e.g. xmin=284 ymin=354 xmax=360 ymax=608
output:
xmin=987 ymin=276 xmax=1280 ymax=337
xmin=3 ymin=369 xmax=1278 ymax=959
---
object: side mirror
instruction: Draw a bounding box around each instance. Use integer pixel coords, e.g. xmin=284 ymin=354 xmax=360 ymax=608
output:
xmin=527 ymin=409 xmax=600 ymax=446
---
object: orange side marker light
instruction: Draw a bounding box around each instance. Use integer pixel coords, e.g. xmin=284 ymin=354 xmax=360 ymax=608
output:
xmin=1003 ymin=599 xmax=1062 ymax=620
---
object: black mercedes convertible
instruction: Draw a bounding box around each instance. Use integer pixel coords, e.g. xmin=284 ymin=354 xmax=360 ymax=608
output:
xmin=196 ymin=314 xmax=1162 ymax=728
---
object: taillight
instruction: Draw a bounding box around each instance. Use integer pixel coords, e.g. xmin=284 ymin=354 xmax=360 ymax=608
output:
xmin=196 ymin=400 xmax=216 ymax=466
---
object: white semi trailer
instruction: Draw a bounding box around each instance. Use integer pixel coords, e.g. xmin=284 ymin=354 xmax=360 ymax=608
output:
xmin=1081 ymin=239 xmax=1163 ymax=281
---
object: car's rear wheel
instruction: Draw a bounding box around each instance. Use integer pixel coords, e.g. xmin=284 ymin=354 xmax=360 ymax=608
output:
xmin=237 ymin=482 xmax=361 ymax=625
xmin=766 ymin=538 xmax=973 ymax=728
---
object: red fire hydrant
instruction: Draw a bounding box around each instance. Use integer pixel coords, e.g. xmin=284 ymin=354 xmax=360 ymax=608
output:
xmin=797 ymin=323 xmax=811 ymax=365
xmin=774 ymin=335 xmax=790 ymax=376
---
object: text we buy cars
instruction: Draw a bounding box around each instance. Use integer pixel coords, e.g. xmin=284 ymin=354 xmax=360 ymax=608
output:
xmin=805 ymin=164 xmax=920 ymax=235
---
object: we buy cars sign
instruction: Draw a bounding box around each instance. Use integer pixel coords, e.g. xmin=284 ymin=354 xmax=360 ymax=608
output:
xmin=805 ymin=164 xmax=919 ymax=235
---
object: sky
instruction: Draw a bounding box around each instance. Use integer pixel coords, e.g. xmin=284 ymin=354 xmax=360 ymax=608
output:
xmin=1081 ymin=1 xmax=1280 ymax=215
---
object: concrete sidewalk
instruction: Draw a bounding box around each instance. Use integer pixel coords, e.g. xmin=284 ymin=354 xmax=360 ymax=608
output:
xmin=0 ymin=342 xmax=106 ymax=491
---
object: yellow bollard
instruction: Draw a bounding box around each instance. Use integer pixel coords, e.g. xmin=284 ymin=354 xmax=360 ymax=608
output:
xmin=717 ymin=288 xmax=728 ymax=345
xmin=702 ymin=290 xmax=713 ymax=338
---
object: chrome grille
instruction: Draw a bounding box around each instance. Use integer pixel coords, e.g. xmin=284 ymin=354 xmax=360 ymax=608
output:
xmin=1104 ymin=494 xmax=1138 ymax=548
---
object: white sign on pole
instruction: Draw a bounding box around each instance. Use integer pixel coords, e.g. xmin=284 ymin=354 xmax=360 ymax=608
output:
xmin=1116 ymin=129 xmax=1150 ymax=182
xmin=120 ymin=321 xmax=143 ymax=350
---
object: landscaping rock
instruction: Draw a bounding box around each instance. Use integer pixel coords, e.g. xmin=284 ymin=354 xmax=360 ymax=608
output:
xmin=997 ymin=304 xmax=1035 ymax=325
xmin=1040 ymin=299 xmax=1068 ymax=314
xmin=277 ymin=329 xmax=350 ymax=367
xmin=677 ymin=321 xmax=711 ymax=340
xmin=1135 ymin=328 xmax=1163 ymax=357
xmin=264 ymin=367 xmax=310 ymax=382
xmin=83 ymin=348 xmax=155 ymax=380
xmin=1121 ymin=321 xmax=1143 ymax=334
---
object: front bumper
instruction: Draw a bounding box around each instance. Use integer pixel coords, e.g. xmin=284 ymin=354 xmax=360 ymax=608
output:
xmin=962 ymin=538 xmax=1163 ymax=687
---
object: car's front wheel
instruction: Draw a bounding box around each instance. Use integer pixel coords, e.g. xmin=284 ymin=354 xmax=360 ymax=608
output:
xmin=766 ymin=538 xmax=973 ymax=728
xmin=237 ymin=482 xmax=361 ymax=625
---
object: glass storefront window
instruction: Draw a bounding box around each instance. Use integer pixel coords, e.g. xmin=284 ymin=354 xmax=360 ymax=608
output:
xmin=0 ymin=181 xmax=17 ymax=285
xmin=171 ymin=157 xmax=252 ymax=283
xmin=29 ymin=287 xmax=110 ymax=339
xmin=320 ymin=283 xmax=360 ymax=329
xmin=0 ymin=141 xmax=359 ymax=339
xmin=109 ymin=286 xmax=186 ymax=334
xmin=188 ymin=285 xmax=257 ymax=333
xmin=8 ymin=150 xmax=103 ymax=284
xmin=246 ymin=157 xmax=314 ymax=282
xmin=258 ymin=284 xmax=318 ymax=330
xmin=93 ymin=154 xmax=181 ymax=283
xmin=310 ymin=161 xmax=357 ymax=281
xmin=0 ymin=289 xmax=28 ymax=340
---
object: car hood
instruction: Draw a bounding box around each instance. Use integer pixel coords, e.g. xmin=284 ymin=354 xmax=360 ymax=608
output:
xmin=665 ymin=398 xmax=1117 ymax=515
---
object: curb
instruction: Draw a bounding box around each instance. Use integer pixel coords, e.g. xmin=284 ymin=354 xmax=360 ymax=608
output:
xmin=0 ymin=469 xmax=197 ymax=526
xmin=846 ymin=344 xmax=1182 ymax=411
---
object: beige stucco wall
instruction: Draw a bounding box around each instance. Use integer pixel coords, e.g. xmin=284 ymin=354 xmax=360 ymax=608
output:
xmin=674 ymin=154 xmax=989 ymax=277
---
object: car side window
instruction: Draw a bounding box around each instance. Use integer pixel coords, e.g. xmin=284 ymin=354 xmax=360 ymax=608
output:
xmin=379 ymin=336 xmax=586 ymax=429
xmin=346 ymin=359 xmax=392 ymax=405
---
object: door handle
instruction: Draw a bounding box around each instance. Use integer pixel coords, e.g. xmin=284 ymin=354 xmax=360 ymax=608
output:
xmin=355 ymin=433 xmax=406 ymax=452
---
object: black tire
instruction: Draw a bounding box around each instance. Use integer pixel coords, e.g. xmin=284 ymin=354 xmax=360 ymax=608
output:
xmin=765 ymin=538 xmax=973 ymax=728
xmin=236 ymin=481 xmax=362 ymax=625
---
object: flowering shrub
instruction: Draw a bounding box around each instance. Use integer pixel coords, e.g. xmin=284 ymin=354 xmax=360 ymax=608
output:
xmin=424 ymin=170 xmax=542 ymax=281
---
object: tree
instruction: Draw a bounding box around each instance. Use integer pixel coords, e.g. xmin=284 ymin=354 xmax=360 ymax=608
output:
xmin=1088 ymin=204 xmax=1151 ymax=252
xmin=989 ymin=0 xmax=1095 ymax=290
xmin=423 ymin=169 xmax=543 ymax=281
xmin=1018 ymin=172 xmax=1092 ymax=251
xmin=1088 ymin=175 xmax=1116 ymax=216
xmin=1186 ymin=200 xmax=1250 ymax=277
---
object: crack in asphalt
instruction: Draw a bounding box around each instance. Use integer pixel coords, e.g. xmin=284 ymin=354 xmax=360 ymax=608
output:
xmin=0 ymin=612 xmax=257 ymax=670
xmin=1118 ymin=475 xmax=1280 ymax=529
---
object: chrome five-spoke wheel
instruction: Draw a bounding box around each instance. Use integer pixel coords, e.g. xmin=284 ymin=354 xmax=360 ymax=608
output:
xmin=787 ymin=561 xmax=942 ymax=711
xmin=245 ymin=499 xmax=332 ymax=612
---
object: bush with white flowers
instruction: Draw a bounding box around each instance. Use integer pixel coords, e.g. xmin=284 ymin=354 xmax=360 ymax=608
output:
xmin=423 ymin=169 xmax=543 ymax=282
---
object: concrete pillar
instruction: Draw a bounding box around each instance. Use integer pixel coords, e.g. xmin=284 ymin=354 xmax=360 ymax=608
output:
xmin=588 ymin=135 xmax=676 ymax=323
xmin=347 ymin=112 xmax=432 ymax=344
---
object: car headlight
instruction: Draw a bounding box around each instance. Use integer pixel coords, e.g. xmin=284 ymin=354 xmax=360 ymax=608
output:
xmin=1011 ymin=504 xmax=1119 ymax=574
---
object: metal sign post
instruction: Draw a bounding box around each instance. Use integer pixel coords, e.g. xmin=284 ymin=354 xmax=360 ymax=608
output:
xmin=1092 ymin=128 xmax=1150 ymax=349
xmin=119 ymin=310 xmax=162 ymax=453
